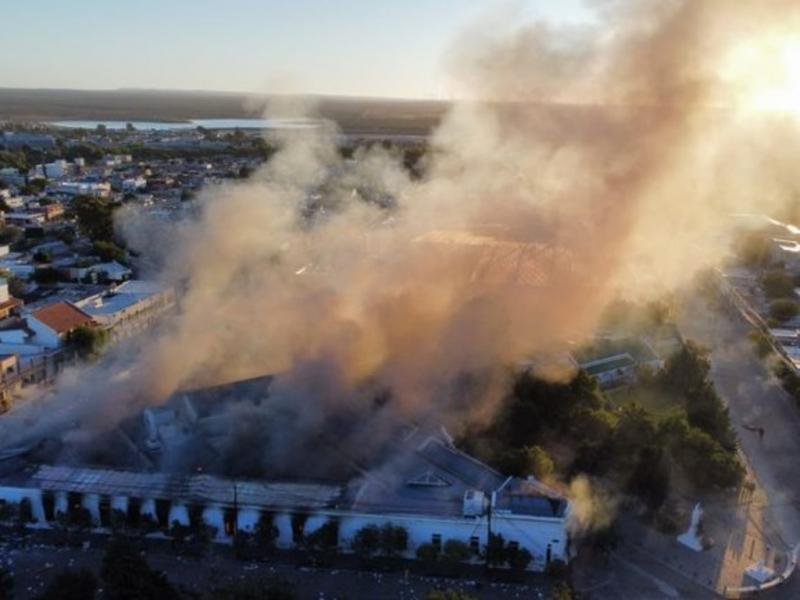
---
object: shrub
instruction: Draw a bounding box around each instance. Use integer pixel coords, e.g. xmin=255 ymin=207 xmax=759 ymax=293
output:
xmin=416 ymin=542 xmax=441 ymax=565
xmin=441 ymin=540 xmax=471 ymax=566
xmin=254 ymin=513 xmax=277 ymax=549
xmin=769 ymin=298 xmax=799 ymax=322
xmin=506 ymin=545 xmax=533 ymax=571
xmin=762 ymin=269 xmax=795 ymax=298
xmin=352 ymin=524 xmax=381 ymax=558
xmin=526 ymin=445 xmax=555 ymax=479
xmin=18 ymin=497 xmax=34 ymax=525
xmin=379 ymin=523 xmax=408 ymax=557
xmin=304 ymin=520 xmax=339 ymax=551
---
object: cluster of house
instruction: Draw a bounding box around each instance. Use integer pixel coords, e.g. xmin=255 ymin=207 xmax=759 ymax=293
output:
xmin=0 ymin=277 xmax=174 ymax=405
xmin=0 ymin=375 xmax=571 ymax=571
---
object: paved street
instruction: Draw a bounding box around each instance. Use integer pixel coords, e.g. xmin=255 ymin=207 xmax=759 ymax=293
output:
xmin=0 ymin=531 xmax=550 ymax=600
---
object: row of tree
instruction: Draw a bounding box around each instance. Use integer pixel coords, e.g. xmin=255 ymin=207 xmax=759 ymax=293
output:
xmin=462 ymin=341 xmax=744 ymax=515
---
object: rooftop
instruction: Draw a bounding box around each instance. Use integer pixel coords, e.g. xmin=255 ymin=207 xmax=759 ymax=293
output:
xmin=31 ymin=465 xmax=343 ymax=510
xmin=30 ymin=301 xmax=94 ymax=334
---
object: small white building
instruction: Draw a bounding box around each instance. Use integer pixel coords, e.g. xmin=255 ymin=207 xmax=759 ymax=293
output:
xmin=75 ymin=280 xmax=174 ymax=340
xmin=53 ymin=181 xmax=110 ymax=198
xmin=26 ymin=301 xmax=95 ymax=348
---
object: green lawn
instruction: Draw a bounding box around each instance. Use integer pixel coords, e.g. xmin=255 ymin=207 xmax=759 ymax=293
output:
xmin=606 ymin=385 xmax=681 ymax=418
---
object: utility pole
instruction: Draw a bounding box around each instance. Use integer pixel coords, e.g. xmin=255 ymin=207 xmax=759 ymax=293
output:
xmin=232 ymin=483 xmax=238 ymax=541
xmin=485 ymin=491 xmax=493 ymax=572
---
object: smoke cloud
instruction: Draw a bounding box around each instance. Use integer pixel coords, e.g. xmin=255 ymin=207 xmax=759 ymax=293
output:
xmin=4 ymin=0 xmax=800 ymax=477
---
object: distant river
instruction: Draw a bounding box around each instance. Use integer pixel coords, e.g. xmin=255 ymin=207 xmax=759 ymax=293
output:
xmin=49 ymin=118 xmax=319 ymax=130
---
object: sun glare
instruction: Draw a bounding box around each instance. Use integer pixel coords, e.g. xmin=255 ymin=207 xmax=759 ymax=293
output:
xmin=722 ymin=37 xmax=800 ymax=116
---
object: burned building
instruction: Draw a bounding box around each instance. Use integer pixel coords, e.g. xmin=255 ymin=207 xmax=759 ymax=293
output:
xmin=0 ymin=375 xmax=570 ymax=570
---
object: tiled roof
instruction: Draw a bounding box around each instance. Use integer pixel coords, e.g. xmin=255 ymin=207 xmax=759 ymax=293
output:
xmin=31 ymin=301 xmax=94 ymax=334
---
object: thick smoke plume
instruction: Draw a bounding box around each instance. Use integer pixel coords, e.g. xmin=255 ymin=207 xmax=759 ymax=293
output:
xmin=4 ymin=0 xmax=800 ymax=470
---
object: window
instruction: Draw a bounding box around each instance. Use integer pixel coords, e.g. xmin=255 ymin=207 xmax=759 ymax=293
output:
xmin=469 ymin=536 xmax=480 ymax=554
xmin=432 ymin=534 xmax=442 ymax=550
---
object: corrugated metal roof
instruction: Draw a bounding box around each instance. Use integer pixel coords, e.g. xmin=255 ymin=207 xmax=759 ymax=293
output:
xmin=32 ymin=465 xmax=342 ymax=510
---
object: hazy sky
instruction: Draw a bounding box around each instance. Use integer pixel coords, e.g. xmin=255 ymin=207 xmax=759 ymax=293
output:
xmin=3 ymin=0 xmax=592 ymax=99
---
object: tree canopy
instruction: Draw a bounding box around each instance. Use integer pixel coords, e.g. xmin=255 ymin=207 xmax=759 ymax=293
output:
xmin=70 ymin=195 xmax=119 ymax=242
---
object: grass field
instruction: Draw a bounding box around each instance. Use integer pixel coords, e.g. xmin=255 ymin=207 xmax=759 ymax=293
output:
xmin=606 ymin=385 xmax=681 ymax=418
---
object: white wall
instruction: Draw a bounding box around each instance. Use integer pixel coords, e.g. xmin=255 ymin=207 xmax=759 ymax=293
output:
xmin=26 ymin=316 xmax=61 ymax=349
xmin=237 ymin=507 xmax=260 ymax=533
xmin=201 ymin=505 xmax=227 ymax=539
xmin=274 ymin=513 xmax=293 ymax=548
xmin=0 ymin=484 xmax=569 ymax=571
xmin=0 ymin=486 xmax=46 ymax=524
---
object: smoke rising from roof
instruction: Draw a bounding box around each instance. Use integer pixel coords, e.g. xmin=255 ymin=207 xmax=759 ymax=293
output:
xmin=4 ymin=0 xmax=800 ymax=475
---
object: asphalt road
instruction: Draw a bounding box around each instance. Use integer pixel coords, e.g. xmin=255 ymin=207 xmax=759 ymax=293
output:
xmin=0 ymin=531 xmax=550 ymax=600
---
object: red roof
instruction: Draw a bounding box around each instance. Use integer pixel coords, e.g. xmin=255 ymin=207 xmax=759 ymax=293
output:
xmin=31 ymin=302 xmax=94 ymax=335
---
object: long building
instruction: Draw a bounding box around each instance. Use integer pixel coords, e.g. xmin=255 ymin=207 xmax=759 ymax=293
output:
xmin=0 ymin=378 xmax=571 ymax=570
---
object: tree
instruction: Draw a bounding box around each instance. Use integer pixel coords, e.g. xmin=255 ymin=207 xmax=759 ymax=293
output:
xmin=671 ymin=427 xmax=743 ymax=490
xmin=658 ymin=342 xmax=711 ymax=397
xmin=37 ymin=568 xmax=97 ymax=600
xmin=33 ymin=250 xmax=51 ymax=263
xmin=352 ymin=524 xmax=381 ymax=558
xmin=627 ymin=445 xmax=670 ymax=511
xmin=770 ymin=298 xmax=799 ymax=322
xmin=613 ymin=404 xmax=656 ymax=459
xmin=0 ymin=226 xmax=22 ymax=246
xmin=762 ymin=269 xmax=795 ymax=298
xmin=125 ymin=123 xmax=135 ymax=132
xmin=70 ymin=195 xmax=118 ymax=242
xmin=526 ymin=445 xmax=555 ymax=479
xmin=66 ymin=326 xmax=108 ymax=359
xmin=101 ymin=538 xmax=181 ymax=600
xmin=0 ymin=565 xmax=12 ymax=600
xmin=738 ymin=230 xmax=771 ymax=267
xmin=92 ymin=240 xmax=127 ymax=264
xmin=570 ymin=407 xmax=616 ymax=446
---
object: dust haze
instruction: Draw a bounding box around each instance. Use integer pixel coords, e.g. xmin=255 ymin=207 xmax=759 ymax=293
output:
xmin=4 ymin=0 xmax=800 ymax=479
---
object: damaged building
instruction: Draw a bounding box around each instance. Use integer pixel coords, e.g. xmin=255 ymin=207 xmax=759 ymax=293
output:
xmin=0 ymin=375 xmax=570 ymax=571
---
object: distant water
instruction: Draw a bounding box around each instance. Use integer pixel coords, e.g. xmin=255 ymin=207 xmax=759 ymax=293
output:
xmin=50 ymin=118 xmax=319 ymax=130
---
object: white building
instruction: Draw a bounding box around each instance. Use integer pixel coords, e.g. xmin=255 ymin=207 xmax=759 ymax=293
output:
xmin=34 ymin=160 xmax=70 ymax=179
xmin=26 ymin=301 xmax=95 ymax=348
xmin=52 ymin=181 xmax=110 ymax=198
xmin=75 ymin=280 xmax=174 ymax=340
xmin=0 ymin=427 xmax=570 ymax=571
